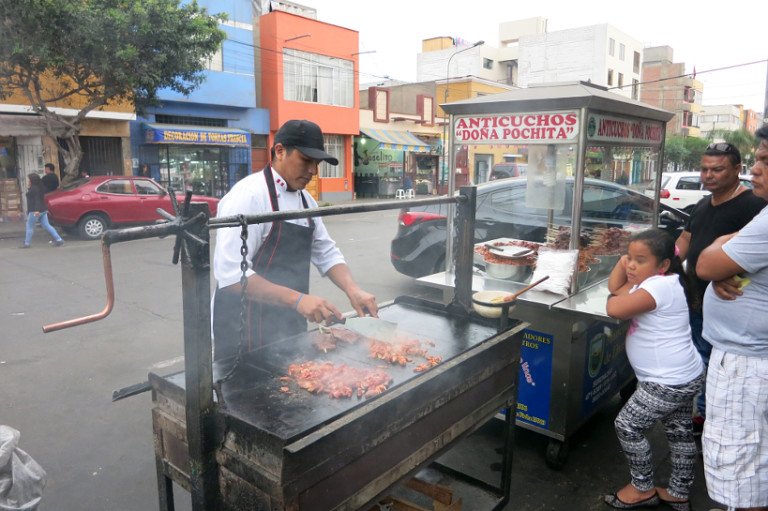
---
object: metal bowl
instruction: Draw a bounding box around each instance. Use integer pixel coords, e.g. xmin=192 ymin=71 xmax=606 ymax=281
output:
xmin=485 ymin=261 xmax=531 ymax=281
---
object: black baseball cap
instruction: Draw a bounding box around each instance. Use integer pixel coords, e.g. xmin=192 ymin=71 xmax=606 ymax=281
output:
xmin=274 ymin=119 xmax=338 ymax=165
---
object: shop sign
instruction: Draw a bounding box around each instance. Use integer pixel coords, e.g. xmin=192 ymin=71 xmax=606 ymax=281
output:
xmin=144 ymin=126 xmax=251 ymax=147
xmin=586 ymin=114 xmax=663 ymax=145
xmin=453 ymin=111 xmax=579 ymax=144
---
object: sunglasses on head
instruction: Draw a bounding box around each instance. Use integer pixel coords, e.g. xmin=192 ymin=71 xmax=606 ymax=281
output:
xmin=706 ymin=143 xmax=737 ymax=153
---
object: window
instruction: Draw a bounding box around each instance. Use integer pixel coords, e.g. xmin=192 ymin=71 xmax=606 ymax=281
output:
xmin=135 ymin=180 xmax=164 ymax=196
xmin=483 ymin=58 xmax=493 ymax=70
xmin=283 ymin=49 xmax=353 ymax=107
xmin=684 ymin=86 xmax=695 ymax=103
xmin=632 ymin=79 xmax=639 ymax=100
xmin=633 ymin=51 xmax=640 ymax=73
xmin=677 ymin=177 xmax=702 ymax=190
xmin=417 ymin=95 xmax=434 ymax=125
xmin=618 ymin=73 xmax=624 ymax=88
xmin=607 ymin=69 xmax=614 ymax=86
xmin=369 ymin=87 xmax=389 ymax=122
xmin=320 ymin=135 xmax=344 ymax=178
xmin=98 ymin=179 xmax=133 ymax=195
xmin=155 ymin=115 xmax=227 ymax=128
xmin=609 ymin=38 xmax=615 ymax=56
xmin=619 ymin=43 xmax=625 ymax=61
xmin=203 ymin=46 xmax=223 ymax=72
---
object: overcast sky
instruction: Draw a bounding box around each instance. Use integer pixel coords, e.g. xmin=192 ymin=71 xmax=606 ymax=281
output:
xmin=300 ymin=0 xmax=767 ymax=114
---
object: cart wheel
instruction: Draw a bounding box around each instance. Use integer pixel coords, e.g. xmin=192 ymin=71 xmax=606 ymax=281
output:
xmin=545 ymin=439 xmax=569 ymax=470
xmin=620 ymin=378 xmax=637 ymax=403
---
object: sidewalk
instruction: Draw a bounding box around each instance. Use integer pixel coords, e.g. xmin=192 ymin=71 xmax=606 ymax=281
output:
xmin=0 ymin=218 xmax=25 ymax=239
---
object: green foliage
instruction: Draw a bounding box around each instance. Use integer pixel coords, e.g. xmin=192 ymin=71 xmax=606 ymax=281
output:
xmin=0 ymin=0 xmax=226 ymax=175
xmin=664 ymin=135 xmax=689 ymax=171
xmin=683 ymin=137 xmax=709 ymax=170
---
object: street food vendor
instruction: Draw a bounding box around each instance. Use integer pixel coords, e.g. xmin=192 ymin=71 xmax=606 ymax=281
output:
xmin=212 ymin=119 xmax=378 ymax=360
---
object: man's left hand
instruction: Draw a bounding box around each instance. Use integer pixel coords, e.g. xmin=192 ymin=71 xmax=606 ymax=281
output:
xmin=711 ymin=277 xmax=742 ymax=301
xmin=348 ymin=289 xmax=378 ymax=318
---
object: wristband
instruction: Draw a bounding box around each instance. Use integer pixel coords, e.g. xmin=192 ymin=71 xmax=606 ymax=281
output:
xmin=293 ymin=293 xmax=304 ymax=310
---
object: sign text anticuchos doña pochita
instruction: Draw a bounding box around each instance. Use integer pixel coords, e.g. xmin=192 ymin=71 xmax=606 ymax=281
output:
xmin=586 ymin=114 xmax=664 ymax=145
xmin=454 ymin=111 xmax=580 ymax=144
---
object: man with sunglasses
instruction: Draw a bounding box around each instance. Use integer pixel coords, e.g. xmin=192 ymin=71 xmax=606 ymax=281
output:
xmin=675 ymin=142 xmax=766 ymax=430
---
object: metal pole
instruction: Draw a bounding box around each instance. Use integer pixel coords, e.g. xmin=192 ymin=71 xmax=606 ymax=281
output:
xmin=445 ymin=113 xmax=456 ymax=275
xmin=179 ymin=203 xmax=219 ymax=510
xmin=569 ymin=107 xmax=588 ymax=294
xmin=450 ymin=186 xmax=477 ymax=313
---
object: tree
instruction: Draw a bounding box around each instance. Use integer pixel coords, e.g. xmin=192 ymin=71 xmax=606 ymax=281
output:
xmin=706 ymin=129 xmax=759 ymax=168
xmin=0 ymin=0 xmax=225 ymax=180
xmin=682 ymin=136 xmax=709 ymax=171
xmin=663 ymin=135 xmax=689 ymax=172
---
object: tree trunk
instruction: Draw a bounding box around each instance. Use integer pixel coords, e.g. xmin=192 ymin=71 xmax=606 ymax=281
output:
xmin=58 ymin=134 xmax=84 ymax=186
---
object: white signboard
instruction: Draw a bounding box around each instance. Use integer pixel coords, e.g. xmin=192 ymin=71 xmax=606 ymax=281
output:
xmin=453 ymin=111 xmax=580 ymax=144
xmin=586 ymin=114 xmax=663 ymax=145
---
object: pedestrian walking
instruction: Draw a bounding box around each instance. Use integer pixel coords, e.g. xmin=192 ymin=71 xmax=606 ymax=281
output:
xmin=603 ymin=228 xmax=704 ymax=510
xmin=675 ymin=143 xmax=765 ymax=432
xmin=41 ymin=163 xmax=59 ymax=193
xmin=21 ymin=173 xmax=64 ymax=249
xmin=696 ymin=125 xmax=768 ymax=511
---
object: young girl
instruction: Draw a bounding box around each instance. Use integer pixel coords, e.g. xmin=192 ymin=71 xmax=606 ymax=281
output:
xmin=603 ymin=229 xmax=703 ymax=511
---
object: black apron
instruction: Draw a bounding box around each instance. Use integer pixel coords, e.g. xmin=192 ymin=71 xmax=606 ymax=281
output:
xmin=212 ymin=165 xmax=315 ymax=361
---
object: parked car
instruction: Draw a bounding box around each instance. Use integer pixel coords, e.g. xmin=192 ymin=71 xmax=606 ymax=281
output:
xmin=490 ymin=162 xmax=527 ymax=181
xmin=390 ymin=177 xmax=687 ymax=278
xmin=45 ymin=176 xmax=219 ymax=240
xmin=645 ymin=172 xmax=754 ymax=213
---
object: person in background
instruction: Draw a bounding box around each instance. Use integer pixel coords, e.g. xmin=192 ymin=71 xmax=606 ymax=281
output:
xmin=20 ymin=173 xmax=64 ymax=248
xmin=675 ymin=142 xmax=765 ymax=431
xmin=696 ymin=125 xmax=768 ymax=511
xmin=212 ymin=119 xmax=378 ymax=361
xmin=138 ymin=164 xmax=150 ymax=177
xmin=41 ymin=163 xmax=59 ymax=193
xmin=604 ymin=229 xmax=704 ymax=511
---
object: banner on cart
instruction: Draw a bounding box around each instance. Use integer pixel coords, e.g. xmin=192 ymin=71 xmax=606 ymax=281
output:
xmin=586 ymin=114 xmax=664 ymax=145
xmin=453 ymin=111 xmax=579 ymax=144
xmin=581 ymin=322 xmax=632 ymax=418
xmin=516 ymin=328 xmax=554 ymax=428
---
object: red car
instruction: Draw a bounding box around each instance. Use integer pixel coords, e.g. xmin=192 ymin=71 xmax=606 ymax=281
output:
xmin=45 ymin=176 xmax=219 ymax=240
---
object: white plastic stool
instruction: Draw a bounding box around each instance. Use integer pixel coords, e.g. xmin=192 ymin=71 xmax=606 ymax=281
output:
xmin=405 ymin=189 xmax=415 ymax=199
xmin=395 ymin=189 xmax=406 ymax=199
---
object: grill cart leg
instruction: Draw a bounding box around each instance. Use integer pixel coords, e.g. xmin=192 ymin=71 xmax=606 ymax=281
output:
xmin=155 ymin=456 xmax=176 ymax=511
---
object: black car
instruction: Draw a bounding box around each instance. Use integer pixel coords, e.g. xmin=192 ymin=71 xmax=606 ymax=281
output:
xmin=390 ymin=177 xmax=687 ymax=278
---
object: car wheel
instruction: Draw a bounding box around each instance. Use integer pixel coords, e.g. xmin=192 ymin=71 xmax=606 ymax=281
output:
xmin=78 ymin=214 xmax=108 ymax=240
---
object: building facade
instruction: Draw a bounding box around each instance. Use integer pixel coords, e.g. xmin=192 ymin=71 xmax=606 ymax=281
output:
xmin=259 ymin=9 xmax=359 ymax=202
xmin=743 ymin=108 xmax=761 ymax=134
xmin=699 ymin=104 xmax=744 ymax=139
xmin=518 ymin=24 xmax=643 ymax=101
xmin=129 ymin=0 xmax=269 ymax=198
xmin=640 ymin=46 xmax=703 ymax=137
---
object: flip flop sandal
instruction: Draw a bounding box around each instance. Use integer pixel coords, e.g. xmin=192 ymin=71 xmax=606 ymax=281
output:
xmin=603 ymin=492 xmax=660 ymax=509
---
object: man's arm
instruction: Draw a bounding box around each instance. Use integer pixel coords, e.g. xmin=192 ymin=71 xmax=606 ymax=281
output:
xmin=675 ymin=230 xmax=691 ymax=261
xmin=696 ymin=233 xmax=743 ymax=281
xmin=326 ymin=263 xmax=379 ymax=318
xmin=221 ymin=274 xmax=344 ymax=325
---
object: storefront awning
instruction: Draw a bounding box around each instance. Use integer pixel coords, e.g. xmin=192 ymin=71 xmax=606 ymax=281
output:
xmin=0 ymin=113 xmax=67 ymax=137
xmin=359 ymin=128 xmax=432 ymax=152
xmin=142 ymin=123 xmax=251 ymax=147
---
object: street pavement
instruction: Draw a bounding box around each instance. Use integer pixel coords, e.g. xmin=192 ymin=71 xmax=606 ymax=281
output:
xmin=0 ymin=205 xmax=720 ymax=510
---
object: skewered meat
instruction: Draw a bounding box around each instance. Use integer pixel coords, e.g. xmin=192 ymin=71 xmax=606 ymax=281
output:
xmin=328 ymin=326 xmax=363 ymax=344
xmin=310 ymin=331 xmax=337 ymax=353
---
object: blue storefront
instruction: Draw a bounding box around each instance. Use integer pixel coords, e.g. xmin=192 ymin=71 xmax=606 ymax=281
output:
xmin=129 ymin=0 xmax=269 ymax=197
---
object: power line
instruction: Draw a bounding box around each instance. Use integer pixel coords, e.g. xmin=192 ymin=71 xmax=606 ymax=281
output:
xmin=608 ymin=58 xmax=768 ymax=91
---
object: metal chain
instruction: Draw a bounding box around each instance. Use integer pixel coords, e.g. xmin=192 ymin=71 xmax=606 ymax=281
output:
xmin=214 ymin=215 xmax=250 ymax=407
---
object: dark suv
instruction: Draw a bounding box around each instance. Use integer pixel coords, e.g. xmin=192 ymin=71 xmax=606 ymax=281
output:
xmin=390 ymin=177 xmax=686 ymax=278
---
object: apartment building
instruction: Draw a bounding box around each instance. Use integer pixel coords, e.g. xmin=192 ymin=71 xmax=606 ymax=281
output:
xmin=699 ymin=104 xmax=743 ymax=139
xmin=640 ymin=46 xmax=703 ymax=137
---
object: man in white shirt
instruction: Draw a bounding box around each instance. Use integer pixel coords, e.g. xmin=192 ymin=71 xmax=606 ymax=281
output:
xmin=212 ymin=120 xmax=377 ymax=360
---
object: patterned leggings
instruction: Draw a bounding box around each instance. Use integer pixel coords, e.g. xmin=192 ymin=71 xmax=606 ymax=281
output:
xmin=614 ymin=373 xmax=704 ymax=499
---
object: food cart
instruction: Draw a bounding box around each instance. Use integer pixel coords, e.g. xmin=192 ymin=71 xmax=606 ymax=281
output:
xmin=44 ymin=190 xmax=529 ymax=510
xmin=421 ymin=81 xmax=676 ymax=467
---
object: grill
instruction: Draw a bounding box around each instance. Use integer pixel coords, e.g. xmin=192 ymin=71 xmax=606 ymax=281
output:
xmin=150 ymin=297 xmax=525 ymax=510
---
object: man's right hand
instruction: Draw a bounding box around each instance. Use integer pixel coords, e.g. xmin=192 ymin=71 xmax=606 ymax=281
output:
xmin=295 ymin=294 xmax=343 ymax=324
xmin=711 ymin=276 xmax=743 ymax=301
